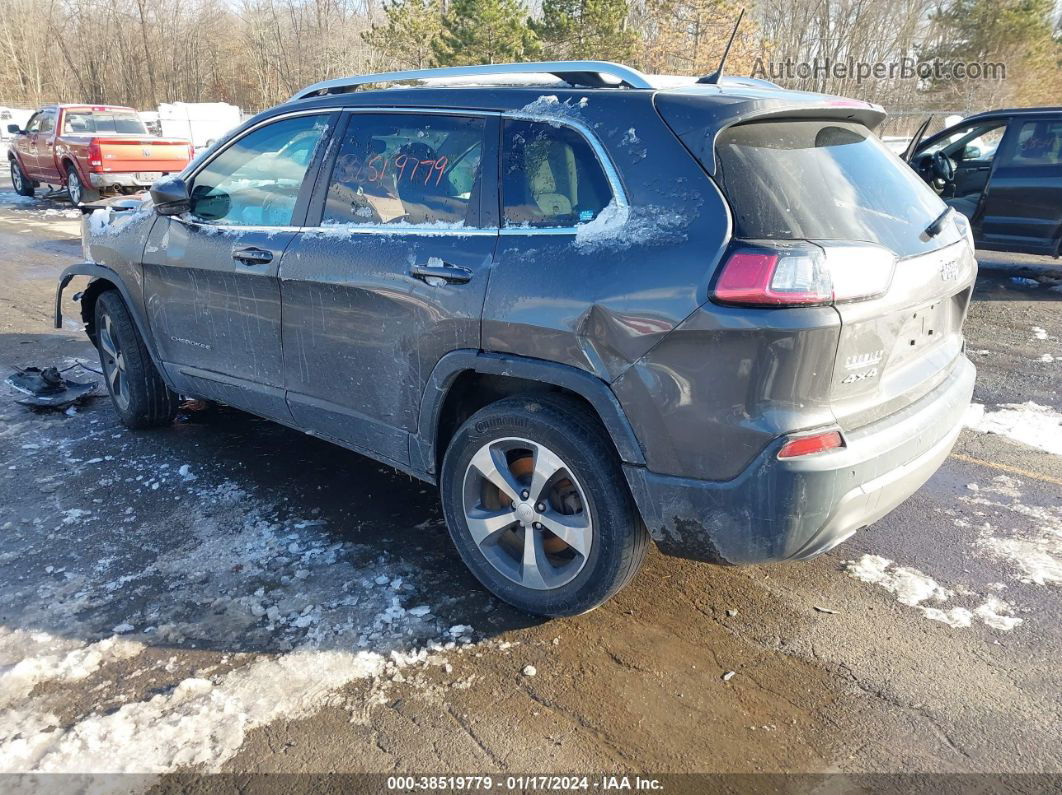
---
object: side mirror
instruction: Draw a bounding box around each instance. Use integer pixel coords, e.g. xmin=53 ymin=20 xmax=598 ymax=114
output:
xmin=6 ymin=124 xmax=21 ymax=134
xmin=150 ymin=176 xmax=190 ymax=216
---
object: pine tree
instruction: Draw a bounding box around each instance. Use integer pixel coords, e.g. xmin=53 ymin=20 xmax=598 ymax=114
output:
xmin=532 ymin=0 xmax=637 ymax=63
xmin=363 ymin=0 xmax=444 ymax=70
xmin=432 ymin=0 xmax=540 ymax=66
xmin=924 ymin=0 xmax=1062 ymax=107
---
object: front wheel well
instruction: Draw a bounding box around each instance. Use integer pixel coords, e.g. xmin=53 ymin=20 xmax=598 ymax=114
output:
xmin=433 ymin=371 xmax=616 ymax=476
xmin=78 ymin=278 xmax=120 ymax=344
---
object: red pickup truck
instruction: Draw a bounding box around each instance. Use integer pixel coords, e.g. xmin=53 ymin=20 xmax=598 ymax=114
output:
xmin=6 ymin=104 xmax=192 ymax=205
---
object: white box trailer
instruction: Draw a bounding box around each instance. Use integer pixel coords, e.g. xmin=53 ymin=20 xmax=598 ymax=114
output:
xmin=155 ymin=102 xmax=242 ymax=149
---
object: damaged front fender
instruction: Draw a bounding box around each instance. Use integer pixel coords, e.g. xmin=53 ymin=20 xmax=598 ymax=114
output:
xmin=55 ymin=263 xmax=174 ymax=392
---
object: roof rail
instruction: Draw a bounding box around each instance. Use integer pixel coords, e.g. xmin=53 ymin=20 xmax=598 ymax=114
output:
xmin=289 ymin=61 xmax=654 ymax=101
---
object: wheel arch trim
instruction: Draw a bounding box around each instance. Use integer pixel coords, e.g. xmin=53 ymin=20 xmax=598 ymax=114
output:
xmin=412 ymin=350 xmax=647 ymax=476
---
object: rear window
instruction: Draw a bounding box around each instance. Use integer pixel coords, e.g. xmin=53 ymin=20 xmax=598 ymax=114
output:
xmin=715 ymin=120 xmax=951 ymax=256
xmin=63 ymin=110 xmax=148 ymax=135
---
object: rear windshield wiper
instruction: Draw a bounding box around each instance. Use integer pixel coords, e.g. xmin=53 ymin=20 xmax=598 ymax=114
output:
xmin=924 ymin=208 xmax=951 ymax=238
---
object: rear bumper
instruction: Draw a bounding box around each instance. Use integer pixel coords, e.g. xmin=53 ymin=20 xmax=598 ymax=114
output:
xmin=88 ymin=171 xmax=170 ymax=189
xmin=624 ymin=356 xmax=976 ymax=565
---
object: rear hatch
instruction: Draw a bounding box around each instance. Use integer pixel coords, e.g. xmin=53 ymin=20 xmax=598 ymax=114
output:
xmin=658 ymin=98 xmax=976 ymax=433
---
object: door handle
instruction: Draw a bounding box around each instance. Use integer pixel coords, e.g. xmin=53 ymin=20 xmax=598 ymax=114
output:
xmin=232 ymin=246 xmax=273 ymax=265
xmin=410 ymin=263 xmax=473 ymax=285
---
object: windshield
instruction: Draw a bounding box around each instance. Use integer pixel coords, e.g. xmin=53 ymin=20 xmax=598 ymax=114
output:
xmin=715 ymin=120 xmax=952 ymax=256
xmin=63 ymin=110 xmax=148 ymax=135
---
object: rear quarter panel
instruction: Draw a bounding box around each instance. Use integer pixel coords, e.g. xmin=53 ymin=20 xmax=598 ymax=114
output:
xmin=480 ymin=91 xmax=731 ymax=383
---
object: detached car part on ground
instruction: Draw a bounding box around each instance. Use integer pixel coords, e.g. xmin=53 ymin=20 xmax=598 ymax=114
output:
xmin=55 ymin=62 xmax=977 ymax=616
xmin=7 ymin=104 xmax=192 ymax=205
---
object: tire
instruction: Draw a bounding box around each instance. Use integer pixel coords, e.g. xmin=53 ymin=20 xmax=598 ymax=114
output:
xmin=94 ymin=290 xmax=178 ymax=429
xmin=10 ymin=158 xmax=34 ymax=197
xmin=440 ymin=394 xmax=649 ymax=617
xmin=65 ymin=163 xmax=99 ymax=205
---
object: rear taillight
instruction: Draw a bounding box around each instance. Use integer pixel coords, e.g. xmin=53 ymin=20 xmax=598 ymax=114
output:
xmin=713 ymin=242 xmax=896 ymax=307
xmin=714 ymin=249 xmax=831 ymax=306
xmin=87 ymin=139 xmax=102 ymax=171
xmin=777 ymin=430 xmax=844 ymax=459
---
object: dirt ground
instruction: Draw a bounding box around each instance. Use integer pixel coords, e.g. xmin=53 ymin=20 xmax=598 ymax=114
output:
xmin=0 ymin=182 xmax=1059 ymax=783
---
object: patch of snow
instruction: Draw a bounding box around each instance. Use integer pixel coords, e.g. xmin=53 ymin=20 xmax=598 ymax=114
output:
xmin=961 ymin=476 xmax=1062 ymax=587
xmin=0 ymin=452 xmax=468 ymax=773
xmin=845 ymin=555 xmax=1022 ymax=631
xmin=973 ymin=597 xmax=1024 ymax=631
xmin=17 ymin=650 xmax=394 ymax=772
xmin=87 ymin=208 xmax=112 ymax=236
xmin=572 ymin=199 xmax=689 ymax=254
xmin=964 ymin=402 xmax=1062 ymax=457
xmin=845 ymin=554 xmax=950 ymax=606
xmin=515 ymin=95 xmax=589 ymax=127
xmin=0 ymin=630 xmax=143 ymax=709
xmin=1031 ymin=327 xmax=1048 ymax=340
xmin=0 ymin=191 xmax=37 ymax=206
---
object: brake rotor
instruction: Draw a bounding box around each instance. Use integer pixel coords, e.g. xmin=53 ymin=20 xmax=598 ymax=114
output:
xmin=509 ymin=455 xmax=570 ymax=554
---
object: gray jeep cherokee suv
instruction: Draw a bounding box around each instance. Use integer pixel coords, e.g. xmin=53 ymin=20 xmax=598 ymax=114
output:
xmin=57 ymin=62 xmax=977 ymax=616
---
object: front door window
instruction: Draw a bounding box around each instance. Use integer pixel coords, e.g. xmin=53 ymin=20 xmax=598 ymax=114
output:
xmin=189 ymin=114 xmax=330 ymax=227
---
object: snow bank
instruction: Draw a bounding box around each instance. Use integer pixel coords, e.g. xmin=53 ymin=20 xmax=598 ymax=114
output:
xmin=0 ymin=630 xmax=142 ymax=709
xmin=28 ymin=650 xmax=387 ymax=772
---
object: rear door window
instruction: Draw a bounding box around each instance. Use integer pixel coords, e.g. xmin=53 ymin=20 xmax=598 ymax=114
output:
xmin=322 ymin=113 xmax=484 ymax=227
xmin=502 ymin=120 xmax=612 ymax=228
xmin=715 ymin=120 xmax=950 ymax=256
xmin=998 ymin=120 xmax=1062 ymax=166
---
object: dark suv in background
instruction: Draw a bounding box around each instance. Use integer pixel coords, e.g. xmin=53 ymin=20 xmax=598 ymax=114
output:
xmin=58 ymin=61 xmax=976 ymax=616
xmin=909 ymin=107 xmax=1062 ymax=256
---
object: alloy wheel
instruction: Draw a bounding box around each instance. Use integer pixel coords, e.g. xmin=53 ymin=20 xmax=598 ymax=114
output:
xmin=461 ymin=437 xmax=593 ymax=590
xmin=11 ymin=162 xmax=23 ymax=193
xmin=67 ymin=170 xmax=82 ymax=205
xmin=98 ymin=312 xmax=130 ymax=410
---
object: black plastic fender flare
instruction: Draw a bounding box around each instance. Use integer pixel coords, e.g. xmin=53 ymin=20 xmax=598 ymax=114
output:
xmin=55 ymin=263 xmax=175 ymax=390
xmin=412 ymin=350 xmax=647 ymax=476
